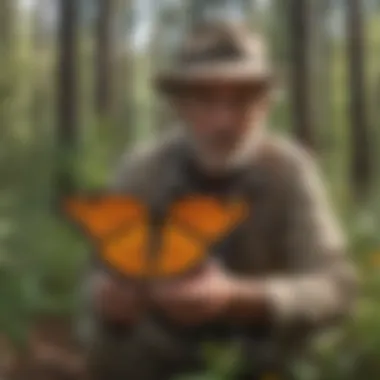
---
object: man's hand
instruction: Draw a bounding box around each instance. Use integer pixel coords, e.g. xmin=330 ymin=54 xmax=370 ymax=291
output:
xmin=92 ymin=272 xmax=144 ymax=325
xmin=150 ymin=261 xmax=239 ymax=326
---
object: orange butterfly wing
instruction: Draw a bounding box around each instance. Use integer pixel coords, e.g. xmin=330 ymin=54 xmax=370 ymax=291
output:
xmin=169 ymin=196 xmax=248 ymax=240
xmin=64 ymin=196 xmax=149 ymax=278
xmin=101 ymin=221 xmax=149 ymax=278
xmin=155 ymin=197 xmax=249 ymax=277
xmin=155 ymin=221 xmax=206 ymax=277
xmin=63 ymin=196 xmax=145 ymax=240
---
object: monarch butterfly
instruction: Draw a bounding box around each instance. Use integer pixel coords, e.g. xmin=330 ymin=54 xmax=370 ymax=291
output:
xmin=63 ymin=195 xmax=248 ymax=279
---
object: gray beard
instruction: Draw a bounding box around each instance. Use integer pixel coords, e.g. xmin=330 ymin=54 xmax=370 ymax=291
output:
xmin=182 ymin=123 xmax=266 ymax=176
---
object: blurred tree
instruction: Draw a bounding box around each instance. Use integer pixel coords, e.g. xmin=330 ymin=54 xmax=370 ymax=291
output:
xmin=150 ymin=0 xmax=185 ymax=135
xmin=0 ymin=0 xmax=16 ymax=49
xmin=288 ymin=0 xmax=317 ymax=150
xmin=32 ymin=0 xmax=54 ymax=137
xmin=346 ymin=0 xmax=372 ymax=199
xmin=268 ymin=0 xmax=289 ymax=66
xmin=32 ymin=0 xmax=57 ymax=49
xmin=314 ymin=0 xmax=334 ymax=148
xmin=113 ymin=0 xmax=135 ymax=147
xmin=150 ymin=0 xmax=170 ymax=134
xmin=56 ymin=0 xmax=79 ymax=196
xmin=81 ymin=0 xmax=99 ymax=28
xmin=95 ymin=0 xmax=117 ymax=119
xmin=0 ymin=0 xmax=17 ymax=136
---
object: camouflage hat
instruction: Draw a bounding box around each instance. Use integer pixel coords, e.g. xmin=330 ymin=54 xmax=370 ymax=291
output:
xmin=154 ymin=21 xmax=274 ymax=94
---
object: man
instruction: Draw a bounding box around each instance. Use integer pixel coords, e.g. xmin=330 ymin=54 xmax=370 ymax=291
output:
xmin=83 ymin=22 xmax=357 ymax=380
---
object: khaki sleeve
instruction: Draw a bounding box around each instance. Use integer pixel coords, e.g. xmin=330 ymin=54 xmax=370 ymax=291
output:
xmin=262 ymin=149 xmax=358 ymax=329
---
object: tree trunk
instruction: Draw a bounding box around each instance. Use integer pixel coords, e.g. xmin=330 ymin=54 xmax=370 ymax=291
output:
xmin=0 ymin=0 xmax=16 ymax=50
xmin=314 ymin=0 xmax=333 ymax=150
xmin=57 ymin=0 xmax=79 ymax=196
xmin=95 ymin=0 xmax=116 ymax=119
xmin=33 ymin=0 xmax=52 ymax=49
xmin=0 ymin=0 xmax=16 ymax=139
xmin=150 ymin=0 xmax=175 ymax=135
xmin=288 ymin=0 xmax=316 ymax=150
xmin=113 ymin=0 xmax=135 ymax=152
xmin=32 ymin=0 xmax=50 ymax=136
xmin=346 ymin=0 xmax=371 ymax=199
xmin=270 ymin=0 xmax=289 ymax=66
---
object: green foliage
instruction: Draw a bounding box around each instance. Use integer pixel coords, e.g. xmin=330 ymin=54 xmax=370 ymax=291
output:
xmin=175 ymin=343 xmax=243 ymax=380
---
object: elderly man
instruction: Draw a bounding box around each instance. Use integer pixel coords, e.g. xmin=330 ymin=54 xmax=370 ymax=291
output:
xmin=83 ymin=22 xmax=357 ymax=380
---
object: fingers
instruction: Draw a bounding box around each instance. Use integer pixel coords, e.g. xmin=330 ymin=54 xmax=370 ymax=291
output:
xmin=87 ymin=261 xmax=229 ymax=327
xmin=151 ymin=280 xmax=198 ymax=305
